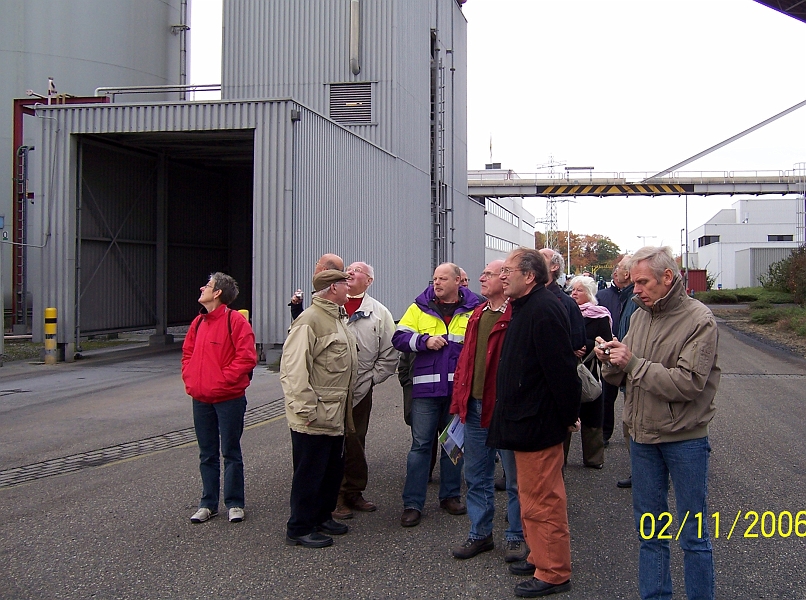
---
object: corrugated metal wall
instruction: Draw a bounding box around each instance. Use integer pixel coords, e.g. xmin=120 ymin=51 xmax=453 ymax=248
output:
xmin=736 ymin=247 xmax=797 ymax=288
xmin=291 ymin=107 xmax=431 ymax=322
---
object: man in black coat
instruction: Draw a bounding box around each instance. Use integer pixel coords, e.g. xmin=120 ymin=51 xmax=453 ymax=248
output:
xmin=487 ymin=248 xmax=581 ymax=598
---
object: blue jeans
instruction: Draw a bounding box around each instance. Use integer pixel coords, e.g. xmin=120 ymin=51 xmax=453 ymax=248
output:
xmin=402 ymin=396 xmax=463 ymax=511
xmin=499 ymin=448 xmax=525 ymax=542
xmin=631 ymin=437 xmax=714 ymax=600
xmin=463 ymin=398 xmax=496 ymax=539
xmin=193 ymin=396 xmax=247 ymax=510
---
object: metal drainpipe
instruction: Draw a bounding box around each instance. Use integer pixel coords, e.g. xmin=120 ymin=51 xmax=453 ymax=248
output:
xmin=178 ymin=0 xmax=189 ymax=100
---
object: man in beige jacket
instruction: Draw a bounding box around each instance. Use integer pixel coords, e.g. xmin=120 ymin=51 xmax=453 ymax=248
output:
xmin=281 ymin=269 xmax=358 ymax=548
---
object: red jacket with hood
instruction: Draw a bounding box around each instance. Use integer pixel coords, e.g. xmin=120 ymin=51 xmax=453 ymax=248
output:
xmin=182 ymin=304 xmax=257 ymax=403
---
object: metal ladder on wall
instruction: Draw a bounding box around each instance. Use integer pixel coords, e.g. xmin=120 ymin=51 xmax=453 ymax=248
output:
xmin=796 ymin=162 xmax=805 ymax=245
xmin=14 ymin=146 xmax=32 ymax=333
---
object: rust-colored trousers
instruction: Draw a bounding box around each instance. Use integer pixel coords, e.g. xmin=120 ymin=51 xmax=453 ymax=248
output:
xmin=515 ymin=443 xmax=572 ymax=584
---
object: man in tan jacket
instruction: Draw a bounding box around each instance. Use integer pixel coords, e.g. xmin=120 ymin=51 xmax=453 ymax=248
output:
xmin=596 ymin=246 xmax=719 ymax=600
xmin=281 ymin=269 xmax=358 ymax=548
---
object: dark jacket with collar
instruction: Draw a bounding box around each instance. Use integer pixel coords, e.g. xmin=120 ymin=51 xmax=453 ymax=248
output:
xmin=547 ymin=280 xmax=587 ymax=351
xmin=487 ymin=285 xmax=581 ymax=452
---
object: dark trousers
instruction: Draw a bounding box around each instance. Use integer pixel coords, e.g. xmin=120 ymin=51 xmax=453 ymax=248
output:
xmin=341 ymin=388 xmax=373 ymax=498
xmin=193 ymin=396 xmax=246 ymax=510
xmin=287 ymin=430 xmax=345 ymax=537
xmin=601 ymin=380 xmax=619 ymax=441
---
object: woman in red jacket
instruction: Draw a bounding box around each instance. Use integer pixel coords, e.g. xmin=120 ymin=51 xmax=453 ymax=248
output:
xmin=182 ymin=272 xmax=257 ymax=524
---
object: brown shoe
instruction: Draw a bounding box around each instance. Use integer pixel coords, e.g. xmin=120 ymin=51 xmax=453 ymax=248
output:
xmin=439 ymin=497 xmax=467 ymax=515
xmin=400 ymin=508 xmax=421 ymax=527
xmin=331 ymin=503 xmax=354 ymax=520
xmin=346 ymin=495 xmax=377 ymax=512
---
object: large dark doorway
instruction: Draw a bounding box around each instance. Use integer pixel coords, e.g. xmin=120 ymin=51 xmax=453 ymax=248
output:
xmin=77 ymin=130 xmax=254 ymax=336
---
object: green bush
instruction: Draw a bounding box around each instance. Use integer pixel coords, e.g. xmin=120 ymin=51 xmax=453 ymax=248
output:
xmin=750 ymin=300 xmax=771 ymax=310
xmin=751 ymin=308 xmax=783 ymax=324
xmin=787 ymin=245 xmax=806 ymax=305
xmin=759 ymin=256 xmax=792 ymax=291
xmin=695 ymin=291 xmax=739 ymax=304
xmin=735 ymin=292 xmax=760 ymax=302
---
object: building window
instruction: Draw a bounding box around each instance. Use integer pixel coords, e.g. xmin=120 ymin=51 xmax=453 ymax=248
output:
xmin=329 ymin=82 xmax=372 ymax=124
xmin=698 ymin=235 xmax=720 ymax=248
xmin=521 ymin=220 xmax=534 ymax=235
xmin=485 ymin=234 xmax=517 ymax=253
xmin=768 ymin=234 xmax=793 ymax=242
xmin=485 ymin=198 xmax=519 ymax=227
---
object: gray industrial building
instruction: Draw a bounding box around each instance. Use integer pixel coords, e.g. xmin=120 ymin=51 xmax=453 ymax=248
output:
xmin=16 ymin=0 xmax=482 ymax=360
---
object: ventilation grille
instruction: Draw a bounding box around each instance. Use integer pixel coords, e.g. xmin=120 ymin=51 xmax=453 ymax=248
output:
xmin=329 ymin=82 xmax=372 ymax=124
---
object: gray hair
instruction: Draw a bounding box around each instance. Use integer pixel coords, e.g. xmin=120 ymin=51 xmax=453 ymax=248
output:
xmin=627 ymin=246 xmax=678 ymax=283
xmin=573 ymin=276 xmax=599 ymax=304
xmin=360 ymin=262 xmax=375 ymax=280
xmin=209 ymin=272 xmax=239 ymax=305
xmin=510 ymin=248 xmax=549 ymax=287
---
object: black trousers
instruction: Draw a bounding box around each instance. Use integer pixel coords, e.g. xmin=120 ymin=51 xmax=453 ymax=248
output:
xmin=601 ymin=380 xmax=620 ymax=441
xmin=287 ymin=430 xmax=345 ymax=537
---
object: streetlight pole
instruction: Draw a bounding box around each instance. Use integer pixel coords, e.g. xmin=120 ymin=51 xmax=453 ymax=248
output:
xmin=637 ymin=235 xmax=657 ymax=247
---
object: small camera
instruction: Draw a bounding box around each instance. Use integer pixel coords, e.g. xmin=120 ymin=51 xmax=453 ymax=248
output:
xmin=598 ymin=343 xmax=610 ymax=355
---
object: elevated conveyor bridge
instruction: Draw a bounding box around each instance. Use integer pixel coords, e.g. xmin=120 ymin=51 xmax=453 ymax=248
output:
xmin=468 ymin=169 xmax=805 ymax=198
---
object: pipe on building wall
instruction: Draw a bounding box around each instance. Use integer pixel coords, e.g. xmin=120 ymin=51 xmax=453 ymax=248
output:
xmin=350 ymin=0 xmax=361 ymax=75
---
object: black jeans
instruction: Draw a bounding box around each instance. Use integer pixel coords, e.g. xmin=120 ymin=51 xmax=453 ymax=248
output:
xmin=287 ymin=430 xmax=345 ymax=537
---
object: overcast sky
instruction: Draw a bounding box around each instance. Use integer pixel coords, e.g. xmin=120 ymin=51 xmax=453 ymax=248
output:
xmin=190 ymin=0 xmax=806 ymax=256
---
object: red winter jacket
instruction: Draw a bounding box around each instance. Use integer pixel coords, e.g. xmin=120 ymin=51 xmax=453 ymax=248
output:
xmin=181 ymin=304 xmax=258 ymax=403
xmin=450 ymin=302 xmax=511 ymax=428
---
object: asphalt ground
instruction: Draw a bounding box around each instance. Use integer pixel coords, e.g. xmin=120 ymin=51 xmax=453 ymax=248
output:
xmin=1 ymin=322 xmax=805 ymax=599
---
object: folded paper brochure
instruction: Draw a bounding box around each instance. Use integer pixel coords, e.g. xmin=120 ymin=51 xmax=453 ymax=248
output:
xmin=439 ymin=414 xmax=465 ymax=465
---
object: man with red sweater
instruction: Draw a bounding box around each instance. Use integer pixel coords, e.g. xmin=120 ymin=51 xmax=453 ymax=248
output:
xmin=182 ymin=272 xmax=257 ymax=524
xmin=450 ymin=259 xmax=524 ymax=561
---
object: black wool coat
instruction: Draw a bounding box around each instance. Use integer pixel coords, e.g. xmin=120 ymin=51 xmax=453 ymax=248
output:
xmin=487 ymin=285 xmax=582 ymax=452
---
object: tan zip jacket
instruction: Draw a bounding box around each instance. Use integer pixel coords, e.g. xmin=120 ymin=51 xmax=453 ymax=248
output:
xmin=281 ymin=296 xmax=357 ymax=436
xmin=602 ymin=276 xmax=719 ymax=444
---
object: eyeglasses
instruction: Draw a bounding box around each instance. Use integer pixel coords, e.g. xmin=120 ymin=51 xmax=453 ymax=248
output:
xmin=203 ymin=282 xmax=216 ymax=290
xmin=500 ymin=267 xmax=521 ymax=276
xmin=346 ymin=267 xmax=365 ymax=275
xmin=479 ymin=271 xmax=499 ymax=280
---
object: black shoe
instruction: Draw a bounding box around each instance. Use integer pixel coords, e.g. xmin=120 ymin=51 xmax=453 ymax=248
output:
xmin=452 ymin=535 xmax=494 ymax=559
xmin=508 ymin=560 xmax=537 ymax=576
xmin=401 ymin=508 xmax=421 ymax=527
xmin=285 ymin=532 xmax=333 ymax=548
xmin=617 ymin=476 xmax=632 ymax=489
xmin=317 ymin=519 xmax=349 ymax=535
xmin=439 ymin=496 xmax=467 ymax=515
xmin=514 ymin=578 xmax=571 ymax=597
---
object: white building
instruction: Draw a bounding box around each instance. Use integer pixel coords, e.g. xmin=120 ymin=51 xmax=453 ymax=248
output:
xmin=469 ymin=167 xmax=536 ymax=263
xmin=687 ymin=197 xmax=804 ymax=289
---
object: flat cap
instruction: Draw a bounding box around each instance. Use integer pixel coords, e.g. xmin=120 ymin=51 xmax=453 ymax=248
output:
xmin=312 ymin=269 xmax=349 ymax=292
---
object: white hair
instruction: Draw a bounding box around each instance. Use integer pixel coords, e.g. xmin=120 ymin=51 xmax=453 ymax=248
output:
xmin=573 ymin=276 xmax=598 ymax=305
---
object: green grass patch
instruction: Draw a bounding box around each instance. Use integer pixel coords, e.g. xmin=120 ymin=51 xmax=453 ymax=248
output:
xmin=750 ymin=306 xmax=806 ymax=336
xmin=695 ymin=287 xmax=793 ymax=305
xmin=1 ymin=338 xmax=134 ymax=363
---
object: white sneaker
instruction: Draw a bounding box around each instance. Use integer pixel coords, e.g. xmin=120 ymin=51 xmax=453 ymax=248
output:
xmin=190 ymin=507 xmax=217 ymax=523
xmin=228 ymin=507 xmax=245 ymax=523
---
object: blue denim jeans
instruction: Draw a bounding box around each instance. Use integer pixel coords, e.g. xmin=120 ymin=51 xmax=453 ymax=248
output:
xmin=193 ymin=396 xmax=247 ymax=510
xmin=498 ymin=448 xmax=525 ymax=542
xmin=402 ymin=396 xmax=463 ymax=511
xmin=463 ymin=398 xmax=496 ymax=539
xmin=631 ymin=437 xmax=714 ymax=600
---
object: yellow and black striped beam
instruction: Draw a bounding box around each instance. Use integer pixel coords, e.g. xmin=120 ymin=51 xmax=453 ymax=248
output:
xmin=537 ymin=183 xmax=691 ymax=196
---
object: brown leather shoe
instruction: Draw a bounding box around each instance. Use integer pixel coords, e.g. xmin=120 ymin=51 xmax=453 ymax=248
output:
xmin=346 ymin=495 xmax=377 ymax=512
xmin=400 ymin=508 xmax=421 ymax=527
xmin=331 ymin=503 xmax=354 ymax=520
xmin=439 ymin=496 xmax=467 ymax=515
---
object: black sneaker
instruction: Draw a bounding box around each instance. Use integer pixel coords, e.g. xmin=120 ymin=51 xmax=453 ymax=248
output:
xmin=505 ymin=540 xmax=529 ymax=562
xmin=508 ymin=559 xmax=537 ymax=576
xmin=452 ymin=535 xmax=494 ymax=559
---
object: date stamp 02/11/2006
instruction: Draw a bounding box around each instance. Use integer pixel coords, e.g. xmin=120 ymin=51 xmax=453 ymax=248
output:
xmin=639 ymin=511 xmax=806 ymax=541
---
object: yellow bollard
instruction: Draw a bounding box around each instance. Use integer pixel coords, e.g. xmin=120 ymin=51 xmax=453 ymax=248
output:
xmin=44 ymin=307 xmax=57 ymax=364
xmin=238 ymin=309 xmax=250 ymax=322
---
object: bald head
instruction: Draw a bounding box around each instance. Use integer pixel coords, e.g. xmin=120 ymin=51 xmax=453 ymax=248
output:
xmin=314 ymin=253 xmax=344 ymax=274
xmin=539 ymin=248 xmax=563 ymax=282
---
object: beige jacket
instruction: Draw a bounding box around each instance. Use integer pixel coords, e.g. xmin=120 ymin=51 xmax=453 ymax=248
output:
xmin=281 ymin=296 xmax=357 ymax=436
xmin=602 ymin=276 xmax=720 ymax=444
xmin=347 ymin=293 xmax=399 ymax=405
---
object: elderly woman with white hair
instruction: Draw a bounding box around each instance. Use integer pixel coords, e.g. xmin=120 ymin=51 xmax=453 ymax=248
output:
xmin=566 ymin=275 xmax=613 ymax=469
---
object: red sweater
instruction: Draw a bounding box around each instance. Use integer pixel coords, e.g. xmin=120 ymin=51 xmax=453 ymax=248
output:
xmin=181 ymin=305 xmax=258 ymax=403
xmin=450 ymin=302 xmax=511 ymax=428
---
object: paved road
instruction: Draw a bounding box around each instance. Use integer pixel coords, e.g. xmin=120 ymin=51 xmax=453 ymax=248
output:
xmin=0 ymin=323 xmax=805 ymax=599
